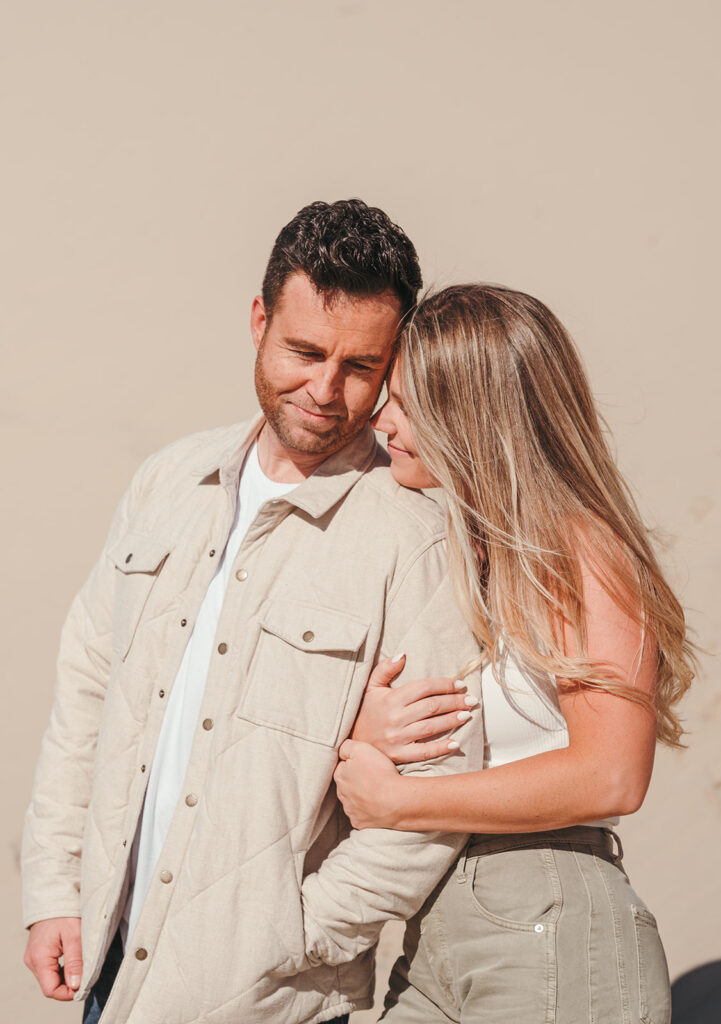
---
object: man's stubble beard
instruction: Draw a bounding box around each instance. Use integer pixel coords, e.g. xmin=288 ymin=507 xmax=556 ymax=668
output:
xmin=254 ymin=351 xmax=370 ymax=456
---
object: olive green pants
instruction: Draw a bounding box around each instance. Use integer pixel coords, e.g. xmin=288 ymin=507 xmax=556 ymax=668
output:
xmin=382 ymin=826 xmax=670 ymax=1024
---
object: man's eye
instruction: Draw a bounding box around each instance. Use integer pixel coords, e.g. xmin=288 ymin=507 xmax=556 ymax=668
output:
xmin=348 ymin=362 xmax=375 ymax=373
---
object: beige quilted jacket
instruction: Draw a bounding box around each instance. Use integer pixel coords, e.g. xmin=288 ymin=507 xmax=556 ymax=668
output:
xmin=22 ymin=417 xmax=485 ymax=1024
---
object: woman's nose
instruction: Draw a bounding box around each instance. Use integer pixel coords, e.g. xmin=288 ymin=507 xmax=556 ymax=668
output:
xmin=371 ymin=399 xmax=391 ymax=433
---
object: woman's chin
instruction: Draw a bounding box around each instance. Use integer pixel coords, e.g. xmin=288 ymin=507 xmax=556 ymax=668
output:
xmin=389 ymin=461 xmax=436 ymax=491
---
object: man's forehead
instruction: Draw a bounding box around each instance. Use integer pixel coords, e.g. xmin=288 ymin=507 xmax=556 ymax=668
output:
xmin=275 ymin=272 xmax=401 ymax=323
xmin=271 ymin=275 xmax=401 ymax=357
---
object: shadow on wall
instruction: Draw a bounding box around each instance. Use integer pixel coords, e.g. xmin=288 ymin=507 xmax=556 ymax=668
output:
xmin=671 ymin=961 xmax=721 ymax=1023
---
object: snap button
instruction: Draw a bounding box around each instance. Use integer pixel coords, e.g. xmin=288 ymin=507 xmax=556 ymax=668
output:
xmin=159 ymin=869 xmax=173 ymax=884
xmin=235 ymin=569 xmax=248 ymax=581
xmin=302 ymin=630 xmax=315 ymax=643
xmin=534 ymin=923 xmax=545 ymax=933
xmin=135 ymin=947 xmax=148 ymax=961
xmin=125 ymin=553 xmax=133 ymax=564
xmin=217 ymin=642 xmax=228 ymax=654
xmin=185 ymin=793 xmax=198 ymax=807
xmin=202 ymin=718 xmax=214 ymax=731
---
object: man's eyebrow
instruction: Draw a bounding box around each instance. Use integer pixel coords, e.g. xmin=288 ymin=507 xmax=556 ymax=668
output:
xmin=283 ymin=337 xmax=387 ymax=365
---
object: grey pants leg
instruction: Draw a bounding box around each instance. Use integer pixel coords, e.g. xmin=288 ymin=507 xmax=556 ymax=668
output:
xmin=382 ymin=827 xmax=671 ymax=1024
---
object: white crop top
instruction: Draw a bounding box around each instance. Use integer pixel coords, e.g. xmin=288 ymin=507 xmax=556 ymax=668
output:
xmin=481 ymin=646 xmax=617 ymax=828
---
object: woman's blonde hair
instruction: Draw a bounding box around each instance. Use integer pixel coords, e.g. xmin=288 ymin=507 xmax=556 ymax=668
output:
xmin=398 ymin=284 xmax=695 ymax=746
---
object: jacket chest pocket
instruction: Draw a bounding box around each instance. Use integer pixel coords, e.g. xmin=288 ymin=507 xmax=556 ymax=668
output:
xmin=237 ymin=597 xmax=370 ymax=747
xmin=109 ymin=532 xmax=171 ymax=661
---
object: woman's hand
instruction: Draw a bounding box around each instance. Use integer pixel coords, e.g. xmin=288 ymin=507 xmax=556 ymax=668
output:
xmin=351 ymin=654 xmax=477 ymax=763
xmin=334 ymin=739 xmax=406 ymax=828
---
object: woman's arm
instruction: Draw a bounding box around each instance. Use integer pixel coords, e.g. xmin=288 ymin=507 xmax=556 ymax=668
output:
xmin=335 ymin=557 xmax=658 ymax=832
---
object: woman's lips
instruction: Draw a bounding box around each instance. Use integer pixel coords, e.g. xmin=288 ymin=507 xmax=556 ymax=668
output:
xmin=387 ymin=441 xmax=412 ymax=457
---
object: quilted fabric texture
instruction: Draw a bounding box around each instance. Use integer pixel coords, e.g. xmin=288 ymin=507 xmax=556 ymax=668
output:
xmin=22 ymin=417 xmax=485 ymax=1023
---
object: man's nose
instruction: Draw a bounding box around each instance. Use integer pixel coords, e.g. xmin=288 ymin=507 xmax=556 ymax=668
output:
xmin=307 ymin=363 xmax=344 ymax=406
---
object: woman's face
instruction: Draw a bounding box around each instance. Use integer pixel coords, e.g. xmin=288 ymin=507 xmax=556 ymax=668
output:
xmin=372 ymin=362 xmax=439 ymax=489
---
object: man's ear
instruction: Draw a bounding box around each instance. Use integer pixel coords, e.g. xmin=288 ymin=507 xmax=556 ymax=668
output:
xmin=250 ymin=295 xmax=267 ymax=351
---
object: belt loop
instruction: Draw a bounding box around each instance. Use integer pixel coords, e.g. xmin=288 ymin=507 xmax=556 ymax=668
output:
xmin=456 ymin=838 xmax=472 ymax=883
xmin=611 ymin=829 xmax=624 ymax=865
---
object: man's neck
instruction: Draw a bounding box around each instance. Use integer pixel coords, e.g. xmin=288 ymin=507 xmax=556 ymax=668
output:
xmin=255 ymin=424 xmax=336 ymax=483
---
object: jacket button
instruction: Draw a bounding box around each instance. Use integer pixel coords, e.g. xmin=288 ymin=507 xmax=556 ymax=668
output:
xmin=125 ymin=553 xmax=133 ymax=564
xmin=135 ymin=948 xmax=148 ymax=961
xmin=202 ymin=718 xmax=214 ymax=731
xmin=302 ymin=630 xmax=315 ymax=643
xmin=159 ymin=870 xmax=173 ymax=884
xmin=209 ymin=549 xmax=216 ymax=557
xmin=180 ymin=618 xmax=187 ymax=627
xmin=217 ymin=642 xmax=228 ymax=654
xmin=140 ymin=764 xmax=146 ymax=773
xmin=185 ymin=793 xmax=198 ymax=807
xmin=158 ymin=690 xmax=165 ymax=698
xmin=235 ymin=569 xmax=248 ymax=581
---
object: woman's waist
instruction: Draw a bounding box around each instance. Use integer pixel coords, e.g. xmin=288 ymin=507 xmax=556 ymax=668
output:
xmin=467 ymin=824 xmax=622 ymax=861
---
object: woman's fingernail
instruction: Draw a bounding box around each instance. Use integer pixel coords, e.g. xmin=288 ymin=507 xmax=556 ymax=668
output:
xmin=392 ymin=652 xmax=405 ymax=663
xmin=464 ymin=695 xmax=479 ymax=707
xmin=447 ymin=740 xmax=460 ymax=750
xmin=69 ymin=975 xmax=81 ymax=988
xmin=457 ymin=710 xmax=473 ymax=722
xmin=453 ymin=679 xmax=467 ymax=689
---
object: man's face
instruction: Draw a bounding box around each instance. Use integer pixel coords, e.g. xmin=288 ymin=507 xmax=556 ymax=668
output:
xmin=252 ymin=272 xmax=401 ymax=456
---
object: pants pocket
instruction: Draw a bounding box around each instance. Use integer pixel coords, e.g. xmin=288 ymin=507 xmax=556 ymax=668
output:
xmin=632 ymin=906 xmax=671 ymax=1024
xmin=470 ymin=843 xmax=562 ymax=930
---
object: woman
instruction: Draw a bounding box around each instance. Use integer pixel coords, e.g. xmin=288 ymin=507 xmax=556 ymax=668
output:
xmin=334 ymin=284 xmax=695 ymax=1023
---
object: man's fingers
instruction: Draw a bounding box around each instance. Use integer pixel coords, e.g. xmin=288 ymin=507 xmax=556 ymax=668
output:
xmin=33 ymin=954 xmax=74 ymax=1000
xmin=25 ymin=917 xmax=83 ymax=1002
xmin=366 ymin=654 xmax=406 ymax=689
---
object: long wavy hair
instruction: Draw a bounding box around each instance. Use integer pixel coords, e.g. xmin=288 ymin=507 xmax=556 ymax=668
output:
xmin=398 ymin=284 xmax=695 ymax=746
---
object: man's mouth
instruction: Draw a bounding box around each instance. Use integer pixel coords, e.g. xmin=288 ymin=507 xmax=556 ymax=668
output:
xmin=290 ymin=403 xmax=341 ymax=425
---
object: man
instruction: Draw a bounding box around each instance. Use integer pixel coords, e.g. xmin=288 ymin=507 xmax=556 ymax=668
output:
xmin=22 ymin=199 xmax=485 ymax=1023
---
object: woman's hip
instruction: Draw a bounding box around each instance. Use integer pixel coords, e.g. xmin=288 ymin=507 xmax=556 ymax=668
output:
xmin=383 ymin=826 xmax=670 ymax=1024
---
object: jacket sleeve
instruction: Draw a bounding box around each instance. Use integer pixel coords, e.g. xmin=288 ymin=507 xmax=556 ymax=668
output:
xmin=21 ymin=465 xmax=148 ymax=928
xmin=301 ymin=540 xmax=486 ymax=966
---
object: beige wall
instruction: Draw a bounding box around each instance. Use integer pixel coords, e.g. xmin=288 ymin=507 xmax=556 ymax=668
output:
xmin=2 ymin=2 xmax=719 ymax=1019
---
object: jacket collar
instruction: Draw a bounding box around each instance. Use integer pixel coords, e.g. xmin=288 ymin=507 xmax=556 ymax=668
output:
xmin=193 ymin=413 xmax=379 ymax=521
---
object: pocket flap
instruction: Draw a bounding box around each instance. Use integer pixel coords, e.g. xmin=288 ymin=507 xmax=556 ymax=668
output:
xmin=259 ymin=597 xmax=368 ymax=654
xmin=110 ymin=532 xmax=171 ymax=574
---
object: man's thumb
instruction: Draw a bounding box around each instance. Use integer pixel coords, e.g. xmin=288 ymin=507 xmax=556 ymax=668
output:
xmin=62 ymin=930 xmax=83 ymax=990
xmin=367 ymin=653 xmax=405 ymax=688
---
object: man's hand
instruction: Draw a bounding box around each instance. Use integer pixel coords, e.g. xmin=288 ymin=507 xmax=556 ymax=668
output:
xmin=24 ymin=917 xmax=83 ymax=1000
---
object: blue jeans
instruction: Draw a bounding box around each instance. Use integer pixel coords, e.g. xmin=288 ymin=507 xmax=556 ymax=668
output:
xmin=82 ymin=931 xmax=349 ymax=1024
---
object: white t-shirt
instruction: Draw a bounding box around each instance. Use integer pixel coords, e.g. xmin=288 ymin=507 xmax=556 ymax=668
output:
xmin=122 ymin=442 xmax=297 ymax=941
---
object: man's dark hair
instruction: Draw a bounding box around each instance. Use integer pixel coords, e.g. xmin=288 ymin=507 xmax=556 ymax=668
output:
xmin=262 ymin=199 xmax=422 ymax=321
